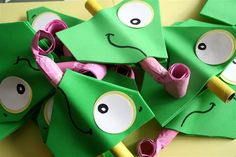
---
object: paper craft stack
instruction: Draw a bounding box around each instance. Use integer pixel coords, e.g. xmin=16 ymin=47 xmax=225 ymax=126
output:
xmin=0 ymin=0 xmax=235 ymax=157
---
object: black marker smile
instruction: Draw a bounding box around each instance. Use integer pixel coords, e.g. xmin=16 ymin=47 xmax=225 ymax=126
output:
xmin=105 ymin=33 xmax=146 ymax=57
xmin=14 ymin=56 xmax=39 ymax=71
xmin=59 ymin=88 xmax=93 ymax=135
xmin=181 ymin=102 xmax=216 ymax=127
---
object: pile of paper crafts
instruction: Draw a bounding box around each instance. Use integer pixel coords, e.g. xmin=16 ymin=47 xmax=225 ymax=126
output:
xmin=0 ymin=0 xmax=236 ymax=156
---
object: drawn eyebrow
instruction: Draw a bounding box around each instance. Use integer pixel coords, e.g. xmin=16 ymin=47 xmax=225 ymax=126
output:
xmin=59 ymin=88 xmax=93 ymax=135
xmin=14 ymin=56 xmax=39 ymax=71
xmin=181 ymin=102 xmax=216 ymax=127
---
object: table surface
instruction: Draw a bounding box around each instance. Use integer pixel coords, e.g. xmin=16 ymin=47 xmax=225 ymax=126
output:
xmin=0 ymin=0 xmax=236 ymax=157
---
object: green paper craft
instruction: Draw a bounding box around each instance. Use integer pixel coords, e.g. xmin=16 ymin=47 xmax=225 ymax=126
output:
xmin=0 ymin=22 xmax=54 ymax=139
xmin=166 ymin=86 xmax=236 ymax=138
xmin=27 ymin=7 xmax=83 ymax=29
xmin=57 ymin=0 xmax=167 ymax=64
xmin=141 ymin=25 xmax=236 ymax=126
xmin=141 ymin=16 xmax=236 ymax=138
xmin=163 ymin=21 xmax=236 ymax=138
xmin=46 ymin=69 xmax=154 ymax=157
xmin=37 ymin=69 xmax=139 ymax=143
xmin=200 ymin=0 xmax=236 ymax=26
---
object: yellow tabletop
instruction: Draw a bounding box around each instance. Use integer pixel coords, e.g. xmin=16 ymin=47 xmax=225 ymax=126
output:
xmin=0 ymin=0 xmax=236 ymax=157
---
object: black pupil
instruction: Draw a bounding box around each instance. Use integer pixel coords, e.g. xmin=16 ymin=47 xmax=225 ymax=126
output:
xmin=17 ymin=84 xmax=25 ymax=95
xmin=130 ymin=18 xmax=141 ymax=25
xmin=98 ymin=104 xmax=109 ymax=114
xmin=233 ymin=60 xmax=236 ymax=64
xmin=198 ymin=43 xmax=207 ymax=50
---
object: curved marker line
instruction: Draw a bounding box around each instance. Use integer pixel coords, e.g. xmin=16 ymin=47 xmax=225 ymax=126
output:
xmin=14 ymin=56 xmax=40 ymax=71
xmin=233 ymin=97 xmax=236 ymax=101
xmin=181 ymin=102 xmax=216 ymax=127
xmin=106 ymin=33 xmax=147 ymax=57
xmin=139 ymin=106 xmax=143 ymax=112
xmin=59 ymin=88 xmax=93 ymax=135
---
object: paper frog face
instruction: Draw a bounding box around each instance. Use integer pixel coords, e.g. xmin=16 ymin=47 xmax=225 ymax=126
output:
xmin=166 ymin=85 xmax=236 ymax=138
xmin=141 ymin=15 xmax=236 ymax=138
xmin=0 ymin=22 xmax=53 ymax=139
xmin=56 ymin=0 xmax=167 ymax=64
xmin=45 ymin=70 xmax=154 ymax=156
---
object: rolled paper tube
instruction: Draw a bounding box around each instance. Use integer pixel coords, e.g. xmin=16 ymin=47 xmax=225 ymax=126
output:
xmin=57 ymin=62 xmax=107 ymax=80
xmin=137 ymin=139 xmax=157 ymax=157
xmin=111 ymin=142 xmax=134 ymax=157
xmin=207 ymin=76 xmax=235 ymax=103
xmin=46 ymin=20 xmax=68 ymax=52
xmin=85 ymin=0 xmax=103 ymax=16
xmin=140 ymin=57 xmax=190 ymax=98
xmin=137 ymin=129 xmax=179 ymax=157
xmin=164 ymin=63 xmax=191 ymax=98
xmin=32 ymin=30 xmax=63 ymax=86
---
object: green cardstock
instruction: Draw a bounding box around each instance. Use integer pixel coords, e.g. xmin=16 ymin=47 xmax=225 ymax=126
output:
xmin=27 ymin=7 xmax=83 ymax=28
xmin=166 ymin=85 xmax=236 ymax=139
xmin=141 ymin=25 xmax=236 ymax=127
xmin=46 ymin=70 xmax=154 ymax=157
xmin=0 ymin=120 xmax=25 ymax=140
xmin=0 ymin=22 xmax=54 ymax=138
xmin=173 ymin=19 xmax=226 ymax=27
xmin=159 ymin=20 xmax=236 ymax=138
xmin=57 ymin=0 xmax=167 ymax=64
xmin=200 ymin=0 xmax=236 ymax=26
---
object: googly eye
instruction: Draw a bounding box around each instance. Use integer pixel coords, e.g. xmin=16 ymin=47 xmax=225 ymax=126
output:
xmin=44 ymin=97 xmax=54 ymax=125
xmin=32 ymin=12 xmax=61 ymax=31
xmin=117 ymin=1 xmax=154 ymax=28
xmin=220 ymin=59 xmax=236 ymax=85
xmin=0 ymin=76 xmax=32 ymax=113
xmin=93 ymin=91 xmax=136 ymax=134
xmin=195 ymin=30 xmax=235 ymax=65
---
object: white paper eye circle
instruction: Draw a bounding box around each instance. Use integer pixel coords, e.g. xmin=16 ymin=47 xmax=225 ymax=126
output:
xmin=93 ymin=91 xmax=136 ymax=134
xmin=117 ymin=1 xmax=154 ymax=28
xmin=0 ymin=76 xmax=32 ymax=113
xmin=220 ymin=59 xmax=236 ymax=85
xmin=195 ymin=30 xmax=235 ymax=65
xmin=32 ymin=12 xmax=61 ymax=31
xmin=44 ymin=97 xmax=54 ymax=125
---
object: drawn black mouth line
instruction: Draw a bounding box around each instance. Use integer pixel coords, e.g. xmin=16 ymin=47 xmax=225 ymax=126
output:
xmin=59 ymin=88 xmax=93 ymax=135
xmin=181 ymin=102 xmax=216 ymax=127
xmin=105 ymin=33 xmax=147 ymax=57
xmin=14 ymin=56 xmax=39 ymax=71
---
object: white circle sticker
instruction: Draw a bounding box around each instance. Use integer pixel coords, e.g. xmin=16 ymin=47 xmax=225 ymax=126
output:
xmin=117 ymin=1 xmax=154 ymax=28
xmin=221 ymin=59 xmax=236 ymax=85
xmin=93 ymin=91 xmax=136 ymax=134
xmin=44 ymin=97 xmax=54 ymax=125
xmin=32 ymin=12 xmax=61 ymax=31
xmin=0 ymin=76 xmax=32 ymax=113
xmin=195 ymin=30 xmax=235 ymax=65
